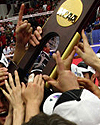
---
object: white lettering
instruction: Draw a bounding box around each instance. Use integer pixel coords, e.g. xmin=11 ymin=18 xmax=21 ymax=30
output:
xmin=57 ymin=7 xmax=78 ymax=23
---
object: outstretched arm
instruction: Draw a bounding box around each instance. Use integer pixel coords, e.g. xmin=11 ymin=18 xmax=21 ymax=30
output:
xmin=74 ymin=29 xmax=100 ymax=73
xmin=2 ymin=71 xmax=24 ymax=125
xmin=13 ymin=4 xmax=42 ymax=65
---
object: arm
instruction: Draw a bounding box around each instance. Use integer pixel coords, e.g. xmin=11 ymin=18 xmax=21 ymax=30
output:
xmin=0 ymin=67 xmax=8 ymax=86
xmin=2 ymin=70 xmax=24 ymax=125
xmin=4 ymin=104 xmax=13 ymax=125
xmin=22 ymin=74 xmax=44 ymax=122
xmin=13 ymin=3 xmax=42 ymax=65
xmin=74 ymin=29 xmax=100 ymax=73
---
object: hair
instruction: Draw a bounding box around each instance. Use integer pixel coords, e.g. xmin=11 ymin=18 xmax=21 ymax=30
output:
xmin=22 ymin=113 xmax=77 ymax=125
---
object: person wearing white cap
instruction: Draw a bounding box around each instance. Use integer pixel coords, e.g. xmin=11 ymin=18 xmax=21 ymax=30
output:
xmin=77 ymin=61 xmax=95 ymax=83
xmin=43 ymin=51 xmax=100 ymax=125
xmin=74 ymin=29 xmax=100 ymax=96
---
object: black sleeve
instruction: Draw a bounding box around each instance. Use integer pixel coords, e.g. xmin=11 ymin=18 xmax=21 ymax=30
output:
xmin=53 ymin=89 xmax=83 ymax=109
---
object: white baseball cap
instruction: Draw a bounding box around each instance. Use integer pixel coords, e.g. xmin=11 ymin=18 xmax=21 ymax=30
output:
xmin=96 ymin=53 xmax=100 ymax=58
xmin=71 ymin=64 xmax=84 ymax=77
xmin=43 ymin=89 xmax=100 ymax=125
xmin=77 ymin=61 xmax=95 ymax=74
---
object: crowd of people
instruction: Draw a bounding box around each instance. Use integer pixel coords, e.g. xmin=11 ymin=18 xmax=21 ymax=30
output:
xmin=13 ymin=0 xmax=61 ymax=15
xmin=0 ymin=0 xmax=62 ymax=59
xmin=0 ymin=2 xmax=100 ymax=125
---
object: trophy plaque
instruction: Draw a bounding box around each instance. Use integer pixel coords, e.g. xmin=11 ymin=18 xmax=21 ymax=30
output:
xmin=8 ymin=0 xmax=100 ymax=83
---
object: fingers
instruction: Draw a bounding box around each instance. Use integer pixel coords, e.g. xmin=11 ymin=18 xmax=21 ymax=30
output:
xmin=37 ymin=26 xmax=42 ymax=34
xmin=43 ymin=75 xmax=57 ymax=86
xmin=1 ymin=88 xmax=10 ymax=101
xmin=52 ymin=53 xmax=57 ymax=62
xmin=8 ymin=73 xmax=15 ymax=89
xmin=16 ymin=23 xmax=27 ymax=33
xmin=30 ymin=34 xmax=40 ymax=46
xmin=33 ymin=74 xmax=42 ymax=85
xmin=25 ymin=23 xmax=32 ymax=33
xmin=56 ymin=51 xmax=65 ymax=72
xmin=5 ymin=80 xmax=12 ymax=93
xmin=14 ymin=70 xmax=20 ymax=87
xmin=28 ymin=27 xmax=33 ymax=34
xmin=77 ymin=42 xmax=83 ymax=50
xmin=21 ymin=82 xmax=26 ymax=93
xmin=81 ymin=29 xmax=90 ymax=47
xmin=69 ymin=50 xmax=76 ymax=59
xmin=34 ymin=29 xmax=42 ymax=40
xmin=23 ymin=20 xmax=28 ymax=23
xmin=74 ymin=46 xmax=84 ymax=59
xmin=0 ymin=67 xmax=8 ymax=77
xmin=37 ymin=74 xmax=42 ymax=85
xmin=18 ymin=3 xmax=25 ymax=23
xmin=77 ymin=77 xmax=90 ymax=83
xmin=29 ymin=26 xmax=42 ymax=46
xmin=28 ymin=73 xmax=34 ymax=83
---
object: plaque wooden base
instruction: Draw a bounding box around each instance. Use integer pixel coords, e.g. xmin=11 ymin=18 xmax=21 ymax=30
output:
xmin=8 ymin=0 xmax=100 ymax=84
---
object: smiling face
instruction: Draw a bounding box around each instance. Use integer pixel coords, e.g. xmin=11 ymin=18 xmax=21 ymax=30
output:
xmin=95 ymin=70 xmax=100 ymax=86
xmin=0 ymin=91 xmax=8 ymax=125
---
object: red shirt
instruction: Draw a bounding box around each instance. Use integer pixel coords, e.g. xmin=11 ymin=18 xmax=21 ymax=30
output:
xmin=1 ymin=35 xmax=6 ymax=45
xmin=47 ymin=5 xmax=51 ymax=11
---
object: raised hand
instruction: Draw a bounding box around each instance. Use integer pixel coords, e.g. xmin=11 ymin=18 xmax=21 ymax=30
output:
xmin=2 ymin=70 xmax=24 ymax=125
xmin=22 ymin=74 xmax=44 ymax=122
xmin=0 ymin=67 xmax=8 ymax=86
xmin=22 ymin=74 xmax=44 ymax=107
xmin=16 ymin=4 xmax=33 ymax=46
xmin=16 ymin=4 xmax=42 ymax=47
xmin=77 ymin=77 xmax=100 ymax=98
xmin=13 ymin=4 xmax=42 ymax=64
xmin=43 ymin=51 xmax=79 ymax=92
xmin=74 ymin=29 xmax=100 ymax=72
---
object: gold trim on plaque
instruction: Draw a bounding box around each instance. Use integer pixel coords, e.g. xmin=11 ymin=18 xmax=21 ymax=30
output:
xmin=46 ymin=32 xmax=81 ymax=88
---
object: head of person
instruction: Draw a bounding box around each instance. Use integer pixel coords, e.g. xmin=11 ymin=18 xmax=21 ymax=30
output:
xmin=95 ymin=53 xmax=100 ymax=86
xmin=22 ymin=113 xmax=77 ymax=125
xmin=0 ymin=89 xmax=9 ymax=125
xmin=77 ymin=61 xmax=95 ymax=82
xmin=43 ymin=91 xmax=100 ymax=125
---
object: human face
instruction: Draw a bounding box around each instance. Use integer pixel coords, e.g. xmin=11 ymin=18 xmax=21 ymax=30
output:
xmin=83 ymin=72 xmax=90 ymax=79
xmin=95 ymin=70 xmax=100 ymax=86
xmin=0 ymin=91 xmax=8 ymax=125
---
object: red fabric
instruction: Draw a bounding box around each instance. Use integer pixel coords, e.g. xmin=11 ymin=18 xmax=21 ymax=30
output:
xmin=43 ymin=47 xmax=50 ymax=53
xmin=47 ymin=5 xmax=51 ymax=11
xmin=72 ymin=58 xmax=83 ymax=65
xmin=1 ymin=35 xmax=6 ymax=45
